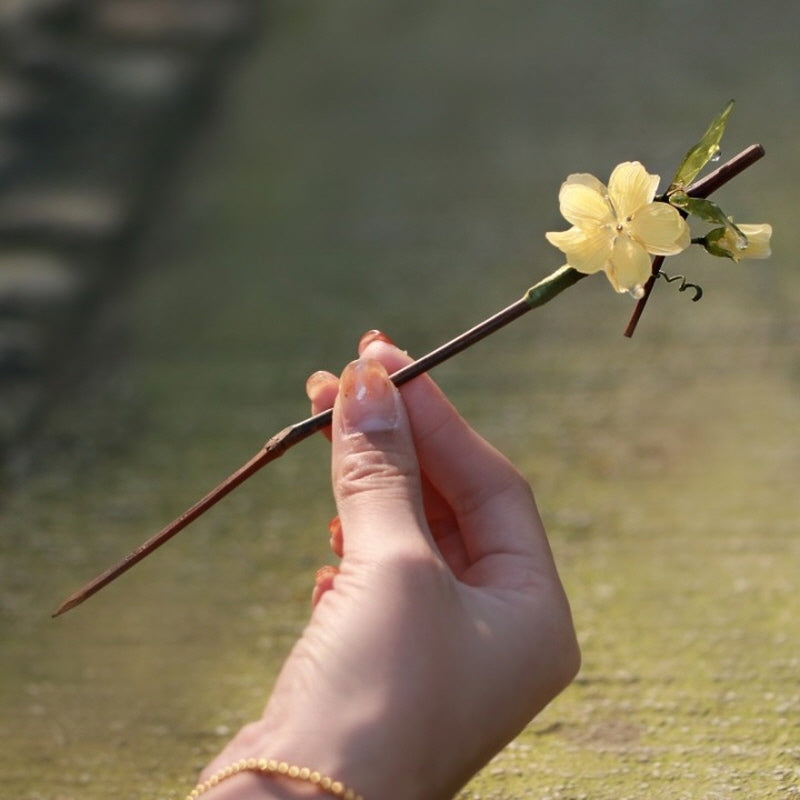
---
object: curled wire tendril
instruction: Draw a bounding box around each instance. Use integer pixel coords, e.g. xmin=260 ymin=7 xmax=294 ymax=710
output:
xmin=656 ymin=270 xmax=703 ymax=301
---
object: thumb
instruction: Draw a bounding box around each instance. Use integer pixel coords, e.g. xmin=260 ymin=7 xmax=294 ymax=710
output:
xmin=331 ymin=358 xmax=429 ymax=556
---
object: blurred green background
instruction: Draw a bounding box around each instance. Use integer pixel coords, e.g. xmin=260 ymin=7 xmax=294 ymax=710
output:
xmin=1 ymin=2 xmax=798 ymax=798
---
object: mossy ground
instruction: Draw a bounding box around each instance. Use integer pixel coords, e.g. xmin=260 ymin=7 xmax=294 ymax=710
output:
xmin=2 ymin=3 xmax=799 ymax=798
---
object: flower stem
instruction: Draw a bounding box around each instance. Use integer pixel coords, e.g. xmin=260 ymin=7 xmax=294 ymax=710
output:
xmin=52 ymin=145 xmax=764 ymax=617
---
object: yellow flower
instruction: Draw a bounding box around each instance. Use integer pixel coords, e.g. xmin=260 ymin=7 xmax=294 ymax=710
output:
xmin=546 ymin=161 xmax=691 ymax=295
xmin=708 ymin=223 xmax=772 ymax=262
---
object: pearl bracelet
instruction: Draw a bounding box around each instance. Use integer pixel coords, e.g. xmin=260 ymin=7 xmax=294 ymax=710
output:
xmin=186 ymin=757 xmax=364 ymax=800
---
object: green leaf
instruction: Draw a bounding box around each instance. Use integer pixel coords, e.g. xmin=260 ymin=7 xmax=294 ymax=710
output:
xmin=668 ymin=100 xmax=735 ymax=192
xmin=668 ymin=192 xmax=740 ymax=232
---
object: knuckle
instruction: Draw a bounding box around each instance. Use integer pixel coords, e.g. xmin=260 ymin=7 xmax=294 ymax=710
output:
xmin=335 ymin=448 xmax=417 ymax=497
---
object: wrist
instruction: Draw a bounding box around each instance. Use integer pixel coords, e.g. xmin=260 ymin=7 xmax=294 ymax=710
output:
xmin=190 ymin=751 xmax=362 ymax=800
xmin=195 ymin=713 xmax=375 ymax=800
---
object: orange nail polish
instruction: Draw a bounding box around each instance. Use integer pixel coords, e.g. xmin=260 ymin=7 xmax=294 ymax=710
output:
xmin=315 ymin=565 xmax=338 ymax=584
xmin=312 ymin=565 xmax=339 ymax=608
xmin=339 ymin=359 xmax=399 ymax=433
xmin=305 ymin=370 xmax=335 ymax=398
xmin=358 ymin=330 xmax=394 ymax=354
xmin=328 ymin=515 xmax=344 ymax=557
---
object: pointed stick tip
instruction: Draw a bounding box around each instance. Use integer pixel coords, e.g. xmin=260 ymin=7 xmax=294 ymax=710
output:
xmin=52 ymin=604 xmax=69 ymax=618
xmin=51 ymin=593 xmax=81 ymax=618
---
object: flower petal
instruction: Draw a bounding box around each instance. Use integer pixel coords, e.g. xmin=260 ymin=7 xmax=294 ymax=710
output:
xmin=608 ymin=161 xmax=659 ymax=219
xmin=737 ymin=223 xmax=772 ymax=259
xmin=546 ymin=226 xmax=612 ymax=274
xmin=558 ymin=177 xmax=612 ymax=229
xmin=629 ymin=202 xmax=690 ymax=255
xmin=563 ymin=172 xmax=607 ymax=194
xmin=607 ymin=235 xmax=653 ymax=293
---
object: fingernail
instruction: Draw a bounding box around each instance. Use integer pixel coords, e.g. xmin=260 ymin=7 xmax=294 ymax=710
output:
xmin=312 ymin=565 xmax=338 ymax=608
xmin=339 ymin=359 xmax=399 ymax=433
xmin=305 ymin=370 xmax=334 ymax=401
xmin=328 ymin=515 xmax=342 ymax=536
xmin=358 ymin=329 xmax=394 ymax=354
xmin=315 ymin=565 xmax=338 ymax=585
xmin=328 ymin=515 xmax=344 ymax=557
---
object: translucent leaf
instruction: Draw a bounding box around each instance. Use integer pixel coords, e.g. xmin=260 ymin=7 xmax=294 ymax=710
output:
xmin=668 ymin=100 xmax=735 ymax=192
xmin=668 ymin=192 xmax=745 ymax=242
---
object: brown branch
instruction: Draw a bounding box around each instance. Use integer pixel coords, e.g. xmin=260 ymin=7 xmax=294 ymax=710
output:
xmin=52 ymin=296 xmax=540 ymax=616
xmin=53 ymin=145 xmax=765 ymax=617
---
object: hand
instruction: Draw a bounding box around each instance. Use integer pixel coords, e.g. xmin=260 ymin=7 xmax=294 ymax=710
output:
xmin=196 ymin=333 xmax=580 ymax=800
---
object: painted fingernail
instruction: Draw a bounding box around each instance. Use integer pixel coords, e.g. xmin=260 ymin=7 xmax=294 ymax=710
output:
xmin=339 ymin=358 xmax=399 ymax=433
xmin=328 ymin=515 xmax=344 ymax=557
xmin=312 ymin=565 xmax=339 ymax=608
xmin=305 ymin=370 xmax=334 ymax=400
xmin=315 ymin=565 xmax=338 ymax=584
xmin=358 ymin=329 xmax=394 ymax=354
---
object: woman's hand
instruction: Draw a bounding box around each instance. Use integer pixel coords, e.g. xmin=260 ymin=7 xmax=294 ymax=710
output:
xmin=197 ymin=333 xmax=579 ymax=800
